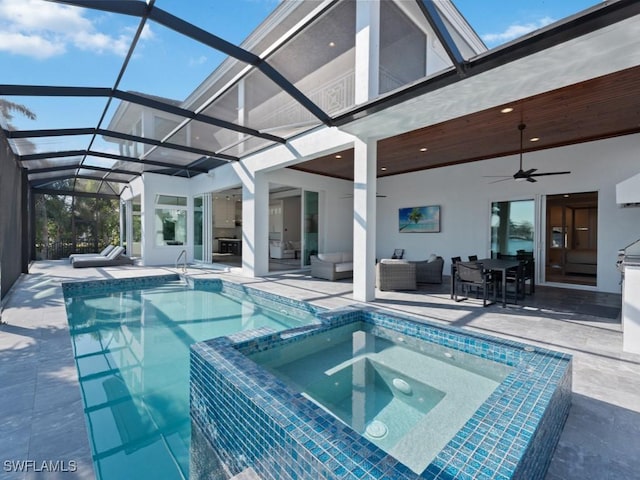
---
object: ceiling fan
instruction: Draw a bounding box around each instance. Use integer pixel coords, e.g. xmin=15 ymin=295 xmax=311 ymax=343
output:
xmin=485 ymin=123 xmax=571 ymax=183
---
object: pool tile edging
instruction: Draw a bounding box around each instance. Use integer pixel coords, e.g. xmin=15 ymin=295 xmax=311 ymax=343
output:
xmin=191 ymin=305 xmax=572 ymax=480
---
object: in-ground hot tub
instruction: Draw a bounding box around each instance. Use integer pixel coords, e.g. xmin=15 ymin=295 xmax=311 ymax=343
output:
xmin=190 ymin=306 xmax=572 ymax=480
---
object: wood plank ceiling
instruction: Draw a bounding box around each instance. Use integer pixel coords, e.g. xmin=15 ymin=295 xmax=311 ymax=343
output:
xmin=290 ymin=65 xmax=640 ymax=180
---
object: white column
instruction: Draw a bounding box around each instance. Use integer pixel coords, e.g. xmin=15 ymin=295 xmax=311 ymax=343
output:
xmin=355 ymin=0 xmax=380 ymax=104
xmin=242 ymin=172 xmax=269 ymax=277
xmin=623 ymin=264 xmax=640 ymax=354
xmin=353 ymin=137 xmax=377 ymax=302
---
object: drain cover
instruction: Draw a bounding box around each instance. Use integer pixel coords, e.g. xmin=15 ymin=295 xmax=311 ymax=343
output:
xmin=365 ymin=420 xmax=388 ymax=439
xmin=392 ymin=377 xmax=412 ymax=395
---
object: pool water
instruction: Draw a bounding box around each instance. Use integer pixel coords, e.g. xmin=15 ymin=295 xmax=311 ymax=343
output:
xmin=64 ymin=279 xmax=317 ymax=480
xmin=250 ymin=322 xmax=512 ymax=473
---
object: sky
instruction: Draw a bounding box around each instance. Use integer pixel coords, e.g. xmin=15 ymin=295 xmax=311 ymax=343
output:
xmin=0 ymin=0 xmax=603 ymax=135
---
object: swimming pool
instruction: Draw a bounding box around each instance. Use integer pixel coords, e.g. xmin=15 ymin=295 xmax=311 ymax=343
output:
xmin=191 ymin=306 xmax=572 ymax=480
xmin=62 ymin=275 xmax=321 ymax=480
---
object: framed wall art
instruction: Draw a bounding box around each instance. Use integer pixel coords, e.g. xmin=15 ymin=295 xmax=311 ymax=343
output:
xmin=399 ymin=205 xmax=440 ymax=233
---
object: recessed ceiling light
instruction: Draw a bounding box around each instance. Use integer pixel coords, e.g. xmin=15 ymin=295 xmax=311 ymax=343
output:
xmin=329 ymin=41 xmax=336 ymax=47
xmin=500 ymin=107 xmax=514 ymax=113
xmin=381 ymin=167 xmax=387 ymax=171
xmin=563 ymin=194 xmax=570 ymax=198
xmin=419 ymin=147 xmax=428 ymax=152
xmin=335 ymin=154 xmax=342 ymax=159
xmin=530 ymin=137 xmax=540 ymax=142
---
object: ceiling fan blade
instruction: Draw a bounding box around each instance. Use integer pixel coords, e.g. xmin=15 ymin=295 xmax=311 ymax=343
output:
xmin=529 ymin=171 xmax=571 ymax=177
xmin=526 ymin=177 xmax=537 ymax=183
xmin=523 ymin=168 xmax=537 ymax=176
xmin=482 ymin=175 xmax=512 ymax=178
xmin=488 ymin=177 xmax=513 ymax=184
xmin=341 ymin=193 xmax=387 ymax=198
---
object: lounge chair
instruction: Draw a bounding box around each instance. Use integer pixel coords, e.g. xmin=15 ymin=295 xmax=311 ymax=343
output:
xmin=69 ymin=244 xmax=115 ymax=263
xmin=72 ymin=246 xmax=134 ymax=268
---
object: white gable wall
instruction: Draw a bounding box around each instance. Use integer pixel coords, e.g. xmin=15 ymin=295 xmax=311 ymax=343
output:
xmin=376 ymin=134 xmax=640 ymax=293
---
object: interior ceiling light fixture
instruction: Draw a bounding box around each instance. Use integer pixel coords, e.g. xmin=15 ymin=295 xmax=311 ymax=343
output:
xmin=501 ymin=107 xmax=514 ymax=113
xmin=419 ymin=147 xmax=428 ymax=152
xmin=484 ymin=123 xmax=571 ymax=184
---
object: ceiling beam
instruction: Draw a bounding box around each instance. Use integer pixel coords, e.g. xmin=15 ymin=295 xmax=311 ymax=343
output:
xmin=3 ymin=127 xmax=238 ymax=162
xmin=113 ymin=90 xmax=285 ymax=144
xmin=96 ymin=129 xmax=238 ymax=162
xmin=31 ymin=174 xmax=130 ymax=187
xmin=4 ymin=127 xmax=95 ymax=138
xmin=416 ymin=0 xmax=467 ymax=76
xmin=19 ymin=149 xmax=209 ymax=174
xmin=31 ymin=187 xmax=120 ymax=200
xmin=27 ymin=165 xmax=140 ymax=176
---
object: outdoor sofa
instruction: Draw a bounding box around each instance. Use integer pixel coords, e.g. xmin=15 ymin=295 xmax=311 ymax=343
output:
xmin=310 ymin=252 xmax=353 ymax=281
xmin=72 ymin=246 xmax=134 ymax=268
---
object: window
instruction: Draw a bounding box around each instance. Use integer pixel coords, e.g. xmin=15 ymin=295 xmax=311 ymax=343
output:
xmin=491 ymin=199 xmax=535 ymax=257
xmin=155 ymin=195 xmax=187 ymax=246
xmin=379 ymin=2 xmax=427 ymax=94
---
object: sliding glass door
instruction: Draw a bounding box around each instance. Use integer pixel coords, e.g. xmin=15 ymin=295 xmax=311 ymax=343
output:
xmin=194 ymin=196 xmax=203 ymax=262
xmin=303 ymin=191 xmax=319 ymax=266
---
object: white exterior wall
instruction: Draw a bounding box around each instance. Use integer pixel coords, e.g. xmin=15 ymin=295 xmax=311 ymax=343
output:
xmin=138 ymin=173 xmax=193 ymax=266
xmin=376 ymin=134 xmax=640 ymax=293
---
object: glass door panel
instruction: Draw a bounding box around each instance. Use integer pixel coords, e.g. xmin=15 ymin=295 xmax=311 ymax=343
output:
xmin=194 ymin=196 xmax=203 ymax=262
xmin=132 ymin=197 xmax=142 ymax=257
xmin=303 ymin=191 xmax=319 ymax=266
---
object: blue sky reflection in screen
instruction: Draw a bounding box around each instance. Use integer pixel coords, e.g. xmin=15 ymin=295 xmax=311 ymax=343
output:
xmin=0 ymin=0 xmax=602 ymax=131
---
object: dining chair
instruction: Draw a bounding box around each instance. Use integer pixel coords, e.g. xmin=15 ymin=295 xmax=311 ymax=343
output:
xmin=454 ymin=262 xmax=496 ymax=306
xmin=517 ymin=251 xmax=535 ymax=294
xmin=504 ymin=261 xmax=525 ymax=303
xmin=468 ymin=255 xmax=478 ymax=261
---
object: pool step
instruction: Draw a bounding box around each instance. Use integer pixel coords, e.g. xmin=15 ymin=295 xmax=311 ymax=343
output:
xmin=143 ymin=279 xmax=191 ymax=293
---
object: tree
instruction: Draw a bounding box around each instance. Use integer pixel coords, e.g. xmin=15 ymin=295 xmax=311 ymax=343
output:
xmin=0 ymin=99 xmax=36 ymax=125
xmin=408 ymin=207 xmax=424 ymax=224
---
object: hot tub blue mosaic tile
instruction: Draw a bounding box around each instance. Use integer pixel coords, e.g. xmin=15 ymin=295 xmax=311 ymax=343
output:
xmin=190 ymin=306 xmax=572 ymax=480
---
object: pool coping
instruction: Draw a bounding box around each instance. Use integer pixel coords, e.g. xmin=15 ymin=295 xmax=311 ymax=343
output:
xmin=191 ymin=305 xmax=572 ymax=480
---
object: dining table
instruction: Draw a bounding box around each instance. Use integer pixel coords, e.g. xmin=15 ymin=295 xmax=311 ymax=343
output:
xmin=451 ymin=258 xmax=522 ymax=307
